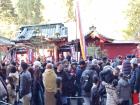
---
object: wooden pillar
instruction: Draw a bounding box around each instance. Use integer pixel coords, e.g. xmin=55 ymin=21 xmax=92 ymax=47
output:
xmin=54 ymin=46 xmax=58 ymax=63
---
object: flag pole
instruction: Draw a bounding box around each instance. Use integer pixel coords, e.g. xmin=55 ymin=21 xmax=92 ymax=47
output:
xmin=75 ymin=0 xmax=86 ymax=60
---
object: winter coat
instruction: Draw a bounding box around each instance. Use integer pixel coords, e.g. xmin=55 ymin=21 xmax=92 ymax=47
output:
xmin=7 ymin=84 xmax=16 ymax=104
xmin=129 ymin=67 xmax=140 ymax=92
xmin=122 ymin=60 xmax=132 ymax=75
xmin=129 ymin=69 xmax=136 ymax=92
xmin=9 ymin=71 xmax=19 ymax=86
xmin=76 ymin=66 xmax=85 ymax=85
xmin=81 ymin=69 xmax=97 ymax=96
xmin=91 ymin=83 xmax=100 ymax=105
xmin=43 ymin=69 xmax=57 ymax=93
xmin=117 ymin=78 xmax=131 ymax=101
xmin=67 ymin=71 xmax=76 ymax=96
xmin=55 ymin=70 xmax=69 ymax=96
xmin=31 ymin=80 xmax=44 ymax=105
xmin=19 ymin=70 xmax=32 ymax=98
xmin=0 ymin=77 xmax=8 ymax=101
xmin=102 ymin=82 xmax=120 ymax=105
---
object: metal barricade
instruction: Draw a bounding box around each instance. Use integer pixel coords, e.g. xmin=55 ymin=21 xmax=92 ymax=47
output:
xmin=67 ymin=96 xmax=84 ymax=105
xmin=0 ymin=101 xmax=12 ymax=105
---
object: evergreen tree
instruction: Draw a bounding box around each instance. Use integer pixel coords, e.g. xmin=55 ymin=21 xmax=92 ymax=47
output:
xmin=17 ymin=0 xmax=43 ymax=25
xmin=0 ymin=0 xmax=17 ymax=24
xmin=125 ymin=0 xmax=140 ymax=39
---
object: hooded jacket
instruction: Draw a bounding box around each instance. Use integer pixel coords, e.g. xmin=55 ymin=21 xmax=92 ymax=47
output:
xmin=117 ymin=78 xmax=131 ymax=101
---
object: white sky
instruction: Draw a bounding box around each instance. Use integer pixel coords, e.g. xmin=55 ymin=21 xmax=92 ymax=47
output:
xmin=42 ymin=0 xmax=129 ymax=41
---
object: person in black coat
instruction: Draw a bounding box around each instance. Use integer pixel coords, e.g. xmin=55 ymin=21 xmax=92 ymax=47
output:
xmin=55 ymin=62 xmax=69 ymax=105
xmin=91 ymin=76 xmax=100 ymax=105
xmin=31 ymin=67 xmax=44 ymax=105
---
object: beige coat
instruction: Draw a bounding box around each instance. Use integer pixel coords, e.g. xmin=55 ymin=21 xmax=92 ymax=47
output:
xmin=43 ymin=69 xmax=57 ymax=92
xmin=43 ymin=69 xmax=57 ymax=105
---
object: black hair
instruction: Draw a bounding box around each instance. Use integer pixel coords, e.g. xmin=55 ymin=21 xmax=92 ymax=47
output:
xmin=21 ymin=62 xmax=28 ymax=70
xmin=112 ymin=79 xmax=118 ymax=87
xmin=79 ymin=60 xmax=86 ymax=65
xmin=10 ymin=66 xmax=17 ymax=73
xmin=56 ymin=61 xmax=62 ymax=67
xmin=11 ymin=61 xmax=16 ymax=66
xmin=89 ymin=56 xmax=93 ymax=61
xmin=93 ymin=75 xmax=99 ymax=84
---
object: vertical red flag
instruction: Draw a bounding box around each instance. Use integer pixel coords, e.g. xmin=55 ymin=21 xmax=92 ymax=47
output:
xmin=76 ymin=1 xmax=86 ymax=60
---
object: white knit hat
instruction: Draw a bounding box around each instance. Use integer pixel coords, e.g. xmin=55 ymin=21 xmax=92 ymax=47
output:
xmin=33 ymin=61 xmax=42 ymax=67
xmin=130 ymin=58 xmax=138 ymax=64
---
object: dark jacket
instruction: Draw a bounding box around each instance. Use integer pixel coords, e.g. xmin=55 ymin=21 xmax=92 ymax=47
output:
xmin=134 ymin=67 xmax=140 ymax=92
xmin=19 ymin=70 xmax=32 ymax=98
xmin=55 ymin=70 xmax=69 ymax=96
xmin=117 ymin=78 xmax=131 ymax=101
xmin=81 ymin=69 xmax=97 ymax=96
xmin=91 ymin=83 xmax=100 ymax=105
xmin=76 ymin=66 xmax=85 ymax=85
xmin=67 ymin=71 xmax=76 ymax=96
xmin=129 ymin=67 xmax=140 ymax=92
xmin=31 ymin=79 xmax=44 ymax=105
xmin=122 ymin=60 xmax=132 ymax=75
xmin=129 ymin=69 xmax=136 ymax=92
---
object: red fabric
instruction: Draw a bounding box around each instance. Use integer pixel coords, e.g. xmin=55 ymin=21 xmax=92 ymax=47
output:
xmin=132 ymin=93 xmax=139 ymax=104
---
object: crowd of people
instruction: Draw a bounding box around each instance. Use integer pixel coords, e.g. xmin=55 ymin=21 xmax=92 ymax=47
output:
xmin=0 ymin=54 xmax=140 ymax=105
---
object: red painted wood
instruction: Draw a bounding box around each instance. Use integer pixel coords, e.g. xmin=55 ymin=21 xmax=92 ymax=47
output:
xmin=102 ymin=44 xmax=138 ymax=59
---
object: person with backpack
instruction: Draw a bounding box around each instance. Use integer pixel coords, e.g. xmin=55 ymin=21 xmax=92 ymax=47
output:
xmin=19 ymin=62 xmax=32 ymax=105
xmin=81 ymin=64 xmax=97 ymax=105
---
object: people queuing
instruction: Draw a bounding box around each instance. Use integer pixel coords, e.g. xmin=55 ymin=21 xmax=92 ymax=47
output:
xmin=0 ymin=54 xmax=140 ymax=105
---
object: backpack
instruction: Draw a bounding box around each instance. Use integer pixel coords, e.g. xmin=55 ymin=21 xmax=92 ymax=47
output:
xmin=83 ymin=74 xmax=93 ymax=92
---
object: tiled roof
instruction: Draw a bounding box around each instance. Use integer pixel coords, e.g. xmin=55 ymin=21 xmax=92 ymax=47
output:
xmin=15 ymin=23 xmax=68 ymax=41
xmin=0 ymin=36 xmax=14 ymax=45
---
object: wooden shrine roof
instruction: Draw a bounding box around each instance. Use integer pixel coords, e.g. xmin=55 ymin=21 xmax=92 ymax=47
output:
xmin=14 ymin=23 xmax=68 ymax=42
xmin=0 ymin=36 xmax=14 ymax=46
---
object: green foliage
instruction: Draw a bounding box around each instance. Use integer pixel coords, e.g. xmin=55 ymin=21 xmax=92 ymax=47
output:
xmin=125 ymin=0 xmax=140 ymax=38
xmin=17 ymin=0 xmax=44 ymax=25
xmin=0 ymin=0 xmax=17 ymax=24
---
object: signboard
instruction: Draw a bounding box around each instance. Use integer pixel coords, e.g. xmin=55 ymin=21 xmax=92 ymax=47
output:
xmin=87 ymin=47 xmax=95 ymax=57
